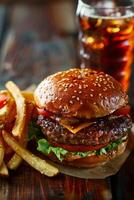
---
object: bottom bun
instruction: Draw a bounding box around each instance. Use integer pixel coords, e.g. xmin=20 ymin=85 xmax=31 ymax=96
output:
xmin=47 ymin=140 xmax=127 ymax=168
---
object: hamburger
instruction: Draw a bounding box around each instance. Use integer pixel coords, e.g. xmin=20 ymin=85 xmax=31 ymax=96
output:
xmin=33 ymin=68 xmax=132 ymax=168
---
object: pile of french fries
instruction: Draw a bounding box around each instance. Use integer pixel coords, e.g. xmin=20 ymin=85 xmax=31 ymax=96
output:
xmin=0 ymin=81 xmax=59 ymax=177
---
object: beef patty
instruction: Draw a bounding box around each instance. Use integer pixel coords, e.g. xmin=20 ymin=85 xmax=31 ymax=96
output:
xmin=37 ymin=115 xmax=132 ymax=146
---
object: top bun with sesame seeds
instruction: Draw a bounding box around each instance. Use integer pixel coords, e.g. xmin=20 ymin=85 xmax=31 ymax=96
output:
xmin=34 ymin=68 xmax=128 ymax=119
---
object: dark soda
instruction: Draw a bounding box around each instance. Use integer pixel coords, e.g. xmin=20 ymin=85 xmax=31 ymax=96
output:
xmin=77 ymin=1 xmax=134 ymax=91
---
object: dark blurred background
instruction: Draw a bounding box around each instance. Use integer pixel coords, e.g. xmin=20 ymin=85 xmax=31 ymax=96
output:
xmin=0 ymin=0 xmax=78 ymax=89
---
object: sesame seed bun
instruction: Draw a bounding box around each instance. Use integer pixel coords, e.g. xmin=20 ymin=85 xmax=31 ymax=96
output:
xmin=34 ymin=68 xmax=128 ymax=119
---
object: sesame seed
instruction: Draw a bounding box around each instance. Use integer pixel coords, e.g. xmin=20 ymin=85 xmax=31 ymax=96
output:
xmin=84 ymin=72 xmax=88 ymax=76
xmin=72 ymin=96 xmax=76 ymax=99
xmin=74 ymin=90 xmax=77 ymax=93
xmin=90 ymin=94 xmax=93 ymax=97
xmin=99 ymin=74 xmax=104 ymax=78
xmin=79 ymin=91 xmax=82 ymax=94
xmin=80 ymin=101 xmax=83 ymax=105
xmin=83 ymin=84 xmax=88 ymax=89
xmin=74 ymin=111 xmax=78 ymax=116
xmin=110 ymin=82 xmax=115 ymax=89
xmin=63 ymin=105 xmax=69 ymax=112
xmin=107 ymin=85 xmax=111 ymax=89
xmin=79 ymin=85 xmax=82 ymax=89
xmin=69 ymin=83 xmax=73 ymax=87
xmin=78 ymin=75 xmax=82 ymax=79
xmin=76 ymin=97 xmax=80 ymax=101
xmin=103 ymin=81 xmax=107 ymax=85
xmin=103 ymin=87 xmax=107 ymax=91
xmin=70 ymin=100 xmax=73 ymax=104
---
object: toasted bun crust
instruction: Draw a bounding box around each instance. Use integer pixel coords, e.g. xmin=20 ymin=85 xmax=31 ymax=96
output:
xmin=34 ymin=68 xmax=128 ymax=119
xmin=47 ymin=140 xmax=127 ymax=168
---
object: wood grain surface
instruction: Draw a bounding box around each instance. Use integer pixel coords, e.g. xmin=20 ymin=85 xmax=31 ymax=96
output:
xmin=0 ymin=163 xmax=112 ymax=200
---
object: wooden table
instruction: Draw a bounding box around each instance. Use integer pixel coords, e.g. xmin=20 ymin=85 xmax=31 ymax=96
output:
xmin=0 ymin=4 xmax=134 ymax=200
xmin=0 ymin=148 xmax=134 ymax=200
xmin=0 ymin=164 xmax=112 ymax=200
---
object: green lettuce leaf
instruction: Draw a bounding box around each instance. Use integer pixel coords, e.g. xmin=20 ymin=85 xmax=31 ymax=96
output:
xmin=96 ymin=139 xmax=122 ymax=155
xmin=37 ymin=138 xmax=123 ymax=162
xmin=37 ymin=139 xmax=68 ymax=161
xmin=28 ymin=121 xmax=42 ymax=141
xmin=74 ymin=151 xmax=92 ymax=157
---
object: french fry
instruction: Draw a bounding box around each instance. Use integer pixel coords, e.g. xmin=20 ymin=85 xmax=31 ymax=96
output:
xmin=0 ymin=90 xmax=16 ymax=130
xmin=5 ymin=81 xmax=27 ymax=169
xmin=5 ymin=81 xmax=26 ymax=138
xmin=0 ymin=90 xmax=34 ymax=103
xmin=8 ymin=102 xmax=34 ymax=170
xmin=0 ymin=162 xmax=9 ymax=177
xmin=0 ymin=85 xmax=36 ymax=172
xmin=7 ymin=154 xmax=21 ymax=170
xmin=5 ymin=82 xmax=34 ymax=169
xmin=2 ymin=131 xmax=59 ymax=177
xmin=0 ymin=136 xmax=4 ymax=166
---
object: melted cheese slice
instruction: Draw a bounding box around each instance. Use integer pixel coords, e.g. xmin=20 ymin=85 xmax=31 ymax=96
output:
xmin=59 ymin=119 xmax=94 ymax=134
